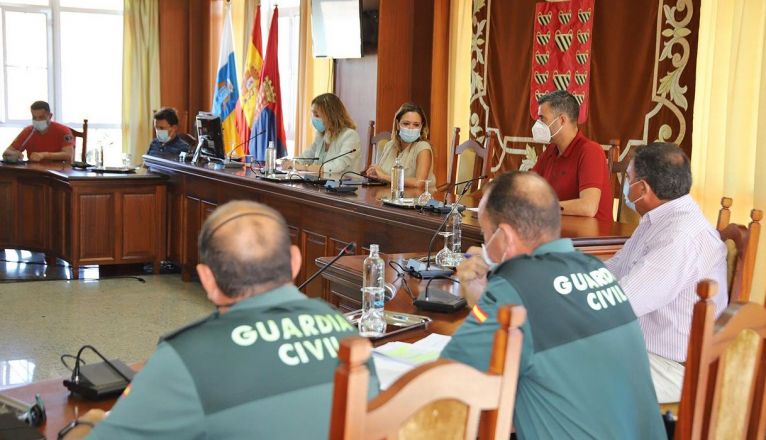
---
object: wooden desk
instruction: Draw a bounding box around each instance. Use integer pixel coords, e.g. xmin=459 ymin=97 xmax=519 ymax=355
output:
xmin=0 ymin=161 xmax=166 ymax=278
xmin=143 ymin=155 xmax=635 ymax=299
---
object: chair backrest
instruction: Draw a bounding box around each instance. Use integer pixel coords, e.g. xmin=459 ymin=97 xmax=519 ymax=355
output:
xmin=610 ymin=144 xmax=635 ymax=223
xmin=675 ymin=279 xmax=766 ymax=440
xmin=70 ymin=119 xmax=88 ymax=163
xmin=329 ymin=305 xmax=526 ymax=440
xmin=365 ymin=120 xmax=392 ymax=169
xmin=716 ymin=197 xmax=763 ymax=303
xmin=447 ymin=131 xmax=497 ymax=196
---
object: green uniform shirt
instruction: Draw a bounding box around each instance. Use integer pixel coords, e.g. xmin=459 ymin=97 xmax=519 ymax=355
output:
xmin=89 ymin=285 xmax=374 ymax=439
xmin=441 ymin=239 xmax=666 ymax=439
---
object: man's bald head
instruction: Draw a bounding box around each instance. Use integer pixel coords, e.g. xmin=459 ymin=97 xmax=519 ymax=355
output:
xmin=484 ymin=171 xmax=561 ymax=246
xmin=198 ymin=201 xmax=292 ymax=298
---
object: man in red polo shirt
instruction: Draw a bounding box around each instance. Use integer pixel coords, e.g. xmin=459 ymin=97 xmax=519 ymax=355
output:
xmin=3 ymin=100 xmax=75 ymax=162
xmin=531 ymin=91 xmax=612 ymax=222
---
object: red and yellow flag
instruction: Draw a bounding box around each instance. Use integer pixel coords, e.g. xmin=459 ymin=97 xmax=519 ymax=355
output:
xmin=235 ymin=5 xmax=263 ymax=157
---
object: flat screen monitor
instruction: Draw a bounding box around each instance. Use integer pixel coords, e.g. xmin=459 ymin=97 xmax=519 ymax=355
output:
xmin=195 ymin=112 xmax=225 ymax=159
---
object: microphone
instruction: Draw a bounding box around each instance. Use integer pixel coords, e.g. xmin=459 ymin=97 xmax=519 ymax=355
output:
xmin=209 ymin=130 xmax=266 ymax=167
xmin=298 ymin=241 xmax=356 ymax=290
xmin=313 ymin=149 xmax=358 ymax=181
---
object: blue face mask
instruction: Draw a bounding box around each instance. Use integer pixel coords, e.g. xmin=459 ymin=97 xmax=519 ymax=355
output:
xmin=399 ymin=127 xmax=421 ymax=143
xmin=156 ymin=129 xmax=170 ymax=143
xmin=481 ymin=244 xmax=499 ymax=271
xmin=311 ymin=117 xmax=325 ymax=133
xmin=623 ymin=179 xmax=643 ymax=211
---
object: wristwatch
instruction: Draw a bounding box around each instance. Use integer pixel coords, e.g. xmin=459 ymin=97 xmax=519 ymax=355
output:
xmin=57 ymin=419 xmax=95 ymax=439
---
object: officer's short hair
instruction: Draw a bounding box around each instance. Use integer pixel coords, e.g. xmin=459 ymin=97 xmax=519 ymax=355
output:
xmin=198 ymin=201 xmax=292 ymax=298
xmin=537 ymin=90 xmax=579 ymax=123
xmin=484 ymin=171 xmax=561 ymax=244
xmin=30 ymin=101 xmax=50 ymax=113
xmin=632 ymin=142 xmax=691 ymax=201
xmin=153 ymin=107 xmax=180 ymax=126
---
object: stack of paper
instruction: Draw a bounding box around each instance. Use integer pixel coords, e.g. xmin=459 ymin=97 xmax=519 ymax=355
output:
xmin=372 ymin=334 xmax=452 ymax=390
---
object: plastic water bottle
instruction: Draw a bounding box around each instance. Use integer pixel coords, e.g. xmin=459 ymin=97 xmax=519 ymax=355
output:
xmin=450 ymin=209 xmax=462 ymax=253
xmin=359 ymin=244 xmax=386 ymax=337
xmin=265 ymin=141 xmax=276 ymax=174
xmin=390 ymin=157 xmax=404 ymax=201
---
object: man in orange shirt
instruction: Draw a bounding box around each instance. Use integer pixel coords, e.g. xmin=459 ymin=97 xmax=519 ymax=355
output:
xmin=3 ymin=101 xmax=75 ymax=162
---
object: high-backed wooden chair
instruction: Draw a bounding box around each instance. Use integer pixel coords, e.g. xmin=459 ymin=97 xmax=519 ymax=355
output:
xmin=716 ymin=197 xmax=763 ymax=303
xmin=447 ymin=131 xmax=497 ymax=196
xmin=70 ymin=119 xmax=88 ymax=163
xmin=609 ymin=143 xmax=636 ymax=223
xmin=330 ymin=305 xmax=526 ymax=440
xmin=366 ymin=120 xmax=391 ymax=169
xmin=675 ymin=279 xmax=766 ymax=439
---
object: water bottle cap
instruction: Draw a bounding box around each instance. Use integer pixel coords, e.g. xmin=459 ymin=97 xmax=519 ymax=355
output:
xmin=369 ymin=244 xmax=379 ymax=253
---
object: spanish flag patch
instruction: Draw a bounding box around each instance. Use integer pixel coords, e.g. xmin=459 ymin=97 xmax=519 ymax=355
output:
xmin=471 ymin=304 xmax=489 ymax=323
xmin=122 ymin=383 xmax=132 ymax=397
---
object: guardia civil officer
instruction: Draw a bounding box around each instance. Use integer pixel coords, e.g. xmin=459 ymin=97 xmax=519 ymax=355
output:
xmin=442 ymin=171 xmax=666 ymax=439
xmin=62 ymin=200 xmax=373 ymax=439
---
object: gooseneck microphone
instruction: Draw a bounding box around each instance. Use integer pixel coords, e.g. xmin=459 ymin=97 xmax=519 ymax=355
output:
xmin=316 ymin=149 xmax=357 ymax=179
xmin=406 ymin=174 xmax=487 ymax=279
xmin=298 ymin=241 xmax=356 ymax=290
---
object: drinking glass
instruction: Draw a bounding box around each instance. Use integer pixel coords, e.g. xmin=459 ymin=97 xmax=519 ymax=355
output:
xmin=122 ymin=153 xmax=133 ymax=168
xmin=416 ymin=180 xmax=432 ymax=206
xmin=435 ymin=231 xmax=454 ymax=267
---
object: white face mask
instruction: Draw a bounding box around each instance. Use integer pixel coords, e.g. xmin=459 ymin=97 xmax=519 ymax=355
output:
xmin=399 ymin=127 xmax=421 ymax=143
xmin=32 ymin=119 xmax=49 ymax=132
xmin=481 ymin=243 xmax=499 ymax=271
xmin=623 ymin=179 xmax=644 ymax=212
xmin=156 ymin=129 xmax=170 ymax=143
xmin=531 ymin=115 xmax=564 ymax=144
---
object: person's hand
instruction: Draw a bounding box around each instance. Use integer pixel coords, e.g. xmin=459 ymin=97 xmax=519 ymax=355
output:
xmin=28 ymin=152 xmax=44 ymax=162
xmin=79 ymin=409 xmax=108 ymax=424
xmin=365 ymin=165 xmax=379 ymax=178
xmin=456 ymin=246 xmax=490 ymax=307
xmin=3 ymin=149 xmax=21 ymax=162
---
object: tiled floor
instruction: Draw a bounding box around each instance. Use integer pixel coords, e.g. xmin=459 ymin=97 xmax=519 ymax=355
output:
xmin=0 ymin=250 xmax=211 ymax=389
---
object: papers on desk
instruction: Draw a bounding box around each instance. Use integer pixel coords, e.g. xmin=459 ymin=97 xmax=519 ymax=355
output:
xmin=372 ymin=334 xmax=452 ymax=390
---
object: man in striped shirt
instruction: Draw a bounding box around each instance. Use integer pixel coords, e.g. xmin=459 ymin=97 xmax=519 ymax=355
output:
xmin=605 ymin=142 xmax=728 ymax=403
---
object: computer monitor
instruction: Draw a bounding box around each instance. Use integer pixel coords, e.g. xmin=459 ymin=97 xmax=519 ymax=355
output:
xmin=193 ymin=112 xmax=225 ymax=162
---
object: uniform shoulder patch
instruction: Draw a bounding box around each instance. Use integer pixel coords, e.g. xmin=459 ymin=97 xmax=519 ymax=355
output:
xmin=159 ymin=313 xmax=215 ymax=343
xmin=471 ymin=304 xmax=489 ymax=323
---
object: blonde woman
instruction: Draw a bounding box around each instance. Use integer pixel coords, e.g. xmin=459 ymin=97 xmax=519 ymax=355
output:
xmin=366 ymin=102 xmax=435 ymax=189
xmin=283 ymin=93 xmax=360 ymax=176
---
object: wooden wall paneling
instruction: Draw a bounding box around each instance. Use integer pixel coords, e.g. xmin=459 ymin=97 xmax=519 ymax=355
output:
xmin=121 ymin=191 xmax=159 ymax=260
xmin=0 ymin=177 xmax=16 ymax=246
xmin=410 ymin=0 xmax=434 ymax=111
xmin=429 ymin=0 xmax=451 ymax=186
xmin=49 ymin=181 xmax=70 ymax=259
xmin=301 ymin=229 xmax=329 ymax=298
xmin=78 ymin=193 xmax=115 ymax=262
xmin=17 ymin=179 xmax=49 ymax=251
xmin=158 ymin=0 xmax=191 ymax=132
xmin=183 ymin=195 xmax=202 ymax=281
xmin=167 ymin=174 xmax=183 ymax=263
xmin=375 ymin=0 xmax=416 ymax=129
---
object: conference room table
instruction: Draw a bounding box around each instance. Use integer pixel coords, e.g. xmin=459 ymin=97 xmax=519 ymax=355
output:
xmin=0 ymin=160 xmax=167 ymax=278
xmin=143 ymin=154 xmax=636 ymax=300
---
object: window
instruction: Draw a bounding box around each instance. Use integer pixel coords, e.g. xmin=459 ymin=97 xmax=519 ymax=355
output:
xmin=0 ymin=0 xmax=122 ymax=163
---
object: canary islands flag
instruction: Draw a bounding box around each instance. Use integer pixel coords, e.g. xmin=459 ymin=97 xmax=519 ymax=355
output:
xmin=235 ymin=5 xmax=263 ymax=157
xmin=251 ymin=6 xmax=287 ymax=160
xmin=212 ymin=4 xmax=240 ymax=155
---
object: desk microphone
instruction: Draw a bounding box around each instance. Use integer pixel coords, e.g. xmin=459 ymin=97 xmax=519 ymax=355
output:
xmin=298 ymin=241 xmax=356 ymax=290
xmin=422 ymin=175 xmax=488 ymax=213
xmin=220 ymin=130 xmax=266 ymax=166
xmin=313 ymin=149 xmax=358 ymax=181
xmin=407 ymin=175 xmax=486 ymax=278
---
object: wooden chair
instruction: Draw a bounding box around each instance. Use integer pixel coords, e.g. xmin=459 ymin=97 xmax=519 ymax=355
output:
xmin=329 ymin=305 xmax=526 ymax=440
xmin=447 ymin=131 xmax=497 ymax=196
xmin=716 ymin=197 xmax=763 ymax=303
xmin=366 ymin=120 xmax=392 ymax=169
xmin=70 ymin=119 xmax=88 ymax=163
xmin=675 ymin=279 xmax=766 ymax=439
